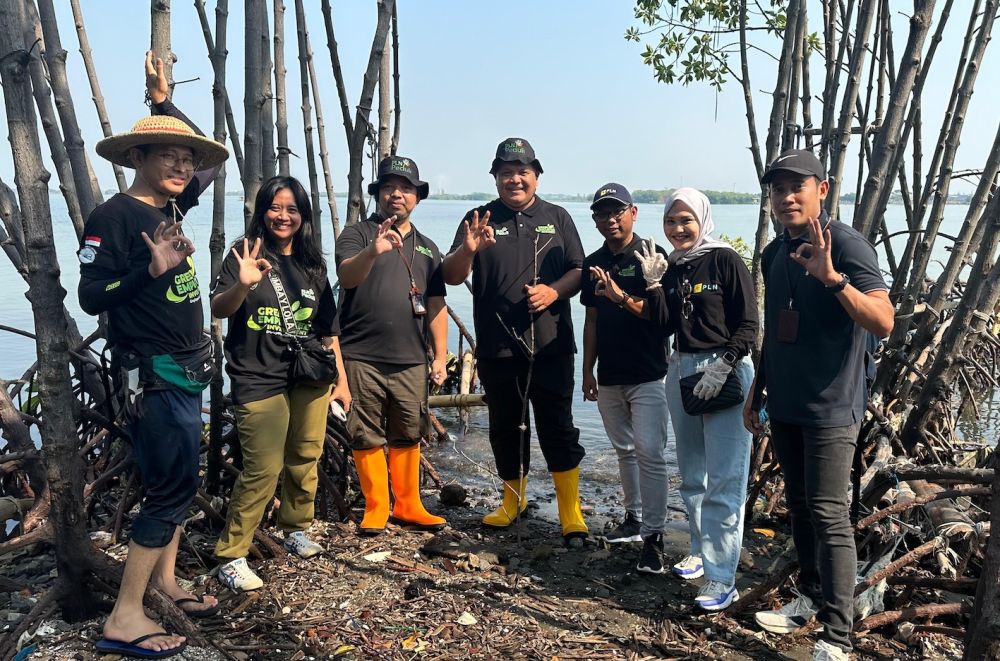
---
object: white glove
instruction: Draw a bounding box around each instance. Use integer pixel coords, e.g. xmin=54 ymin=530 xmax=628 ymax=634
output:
xmin=634 ymin=238 xmax=668 ymax=290
xmin=692 ymin=358 xmax=733 ymax=400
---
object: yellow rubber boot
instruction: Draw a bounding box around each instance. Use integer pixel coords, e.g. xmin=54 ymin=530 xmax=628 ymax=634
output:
xmin=482 ymin=478 xmax=528 ymax=528
xmin=352 ymin=448 xmax=390 ymax=535
xmin=552 ymin=467 xmax=588 ymax=544
xmin=387 ymin=445 xmax=446 ymax=531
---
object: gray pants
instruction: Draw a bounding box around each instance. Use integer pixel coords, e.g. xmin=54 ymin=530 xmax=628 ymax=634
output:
xmin=769 ymin=419 xmax=859 ymax=652
xmin=596 ymin=378 xmax=670 ymax=538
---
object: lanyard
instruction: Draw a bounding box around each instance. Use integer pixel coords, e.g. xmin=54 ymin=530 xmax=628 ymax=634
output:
xmin=394 ymin=226 xmax=419 ymax=290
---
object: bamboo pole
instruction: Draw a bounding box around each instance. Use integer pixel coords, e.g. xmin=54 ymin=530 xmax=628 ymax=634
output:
xmin=23 ymin=0 xmax=85 ymax=238
xmin=261 ymin=3 xmax=276 ymax=181
xmin=68 ymin=0 xmax=127 ymax=193
xmin=390 ymin=3 xmax=400 ymax=154
xmin=0 ymin=0 xmax=99 ymax=621
xmin=150 ymin=0 xmax=174 ymax=89
xmin=273 ymin=0 xmax=290 ymax=176
xmin=377 ymin=31 xmax=391 ymax=160
xmin=193 ymin=0 xmax=245 ymax=179
xmin=244 ymin=0 xmax=265 ymax=226
xmin=292 ymin=0 xmax=323 ymax=243
xmin=305 ymin=19 xmax=340 ymax=239
xmin=34 ymin=0 xmax=99 ymax=220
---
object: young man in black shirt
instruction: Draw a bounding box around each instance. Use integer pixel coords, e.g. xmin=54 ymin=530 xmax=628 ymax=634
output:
xmin=745 ymin=150 xmax=893 ymax=660
xmin=336 ymin=156 xmax=448 ymax=535
xmin=581 ymin=183 xmax=670 ymax=571
xmin=80 ymin=53 xmax=228 ymax=658
xmin=441 ymin=138 xmax=588 ymax=546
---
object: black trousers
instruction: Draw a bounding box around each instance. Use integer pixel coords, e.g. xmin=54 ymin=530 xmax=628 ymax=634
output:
xmin=477 ymin=354 xmax=585 ymax=481
xmin=769 ymin=419 xmax=859 ymax=652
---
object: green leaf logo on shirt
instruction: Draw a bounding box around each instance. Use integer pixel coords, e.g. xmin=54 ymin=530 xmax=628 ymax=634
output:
xmin=535 ymin=224 xmax=556 ymax=234
xmin=415 ymin=245 xmax=433 ymax=258
xmin=619 ymin=265 xmax=636 ymax=277
xmin=166 ymin=257 xmax=201 ymax=303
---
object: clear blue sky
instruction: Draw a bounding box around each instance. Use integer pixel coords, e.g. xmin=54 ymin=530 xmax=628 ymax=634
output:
xmin=2 ymin=1 xmax=998 ymax=197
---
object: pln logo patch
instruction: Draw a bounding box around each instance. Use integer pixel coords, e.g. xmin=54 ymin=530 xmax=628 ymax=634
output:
xmin=415 ymin=245 xmax=433 ymax=258
xmin=494 ymin=226 xmax=510 ymax=237
xmin=535 ymin=224 xmax=556 ymax=235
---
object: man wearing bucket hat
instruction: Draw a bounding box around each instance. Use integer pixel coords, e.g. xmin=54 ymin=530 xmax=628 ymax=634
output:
xmin=581 ymin=183 xmax=671 ymax=570
xmin=78 ymin=53 xmax=228 ymax=658
xmin=441 ymin=138 xmax=589 ymax=547
xmin=746 ymin=149 xmax=893 ymax=660
xmin=336 ymin=155 xmax=449 ymax=536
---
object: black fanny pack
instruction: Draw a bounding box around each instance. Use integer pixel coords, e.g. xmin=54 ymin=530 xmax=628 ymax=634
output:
xmin=679 ymin=370 xmax=743 ymax=416
xmin=270 ymin=271 xmax=339 ymax=387
xmin=144 ymin=337 xmax=216 ymax=394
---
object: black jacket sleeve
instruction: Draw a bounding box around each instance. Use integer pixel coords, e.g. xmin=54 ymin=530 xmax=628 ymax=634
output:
xmin=77 ymin=212 xmax=154 ymax=315
xmin=720 ymin=250 xmax=759 ymax=359
xmin=644 ymin=282 xmax=677 ymax=335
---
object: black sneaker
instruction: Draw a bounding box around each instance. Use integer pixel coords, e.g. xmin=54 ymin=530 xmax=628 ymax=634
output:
xmin=603 ymin=512 xmax=643 ymax=543
xmin=637 ymin=533 xmax=664 ymax=574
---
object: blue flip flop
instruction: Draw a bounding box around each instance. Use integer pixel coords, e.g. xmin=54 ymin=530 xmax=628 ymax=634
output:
xmin=95 ymin=632 xmax=187 ymax=659
xmin=175 ymin=594 xmax=221 ymax=618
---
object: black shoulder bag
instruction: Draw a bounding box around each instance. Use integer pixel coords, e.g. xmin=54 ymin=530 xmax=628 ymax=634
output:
xmin=269 ymin=270 xmax=339 ymax=387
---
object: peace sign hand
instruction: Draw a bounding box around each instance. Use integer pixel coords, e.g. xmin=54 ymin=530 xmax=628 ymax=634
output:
xmin=634 ymin=238 xmax=667 ymax=289
xmin=462 ymin=210 xmax=495 ymax=254
xmin=369 ymin=217 xmax=403 ymax=256
xmin=589 ymin=266 xmax=625 ymax=304
xmin=789 ymin=216 xmax=840 ymax=286
xmin=230 ymin=238 xmax=273 ymax=288
xmin=143 ymin=221 xmax=194 ymax=278
xmin=145 ymin=50 xmax=169 ymax=105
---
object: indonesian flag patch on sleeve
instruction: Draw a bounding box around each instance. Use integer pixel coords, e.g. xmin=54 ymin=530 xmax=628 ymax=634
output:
xmin=84 ymin=236 xmax=102 ymax=248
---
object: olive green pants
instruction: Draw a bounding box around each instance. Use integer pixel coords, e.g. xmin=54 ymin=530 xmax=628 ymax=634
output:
xmin=215 ymin=383 xmax=331 ymax=559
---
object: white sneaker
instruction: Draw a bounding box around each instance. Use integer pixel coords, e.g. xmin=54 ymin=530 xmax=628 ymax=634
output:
xmin=284 ymin=531 xmax=323 ymax=558
xmin=812 ymin=639 xmax=849 ymax=660
xmin=755 ymin=590 xmax=819 ymax=633
xmin=671 ymin=554 xmax=704 ymax=580
xmin=218 ymin=558 xmax=263 ymax=591
xmin=695 ymin=580 xmax=738 ymax=611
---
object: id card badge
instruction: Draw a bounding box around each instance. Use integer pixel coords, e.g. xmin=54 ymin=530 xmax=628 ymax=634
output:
xmin=410 ymin=286 xmax=427 ymax=316
xmin=777 ymin=307 xmax=800 ymax=344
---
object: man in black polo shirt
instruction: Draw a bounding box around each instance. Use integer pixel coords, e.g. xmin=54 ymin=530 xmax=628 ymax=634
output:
xmin=441 ymin=137 xmax=588 ymax=546
xmin=336 ymin=155 xmax=448 ymax=536
xmin=745 ymin=150 xmax=894 ymax=660
xmin=581 ymin=183 xmax=670 ymax=572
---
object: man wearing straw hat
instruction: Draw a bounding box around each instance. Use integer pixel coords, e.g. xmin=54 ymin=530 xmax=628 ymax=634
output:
xmin=78 ymin=53 xmax=228 ymax=658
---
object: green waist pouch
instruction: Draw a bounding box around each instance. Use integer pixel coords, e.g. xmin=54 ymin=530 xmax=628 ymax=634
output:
xmin=146 ymin=337 xmax=216 ymax=395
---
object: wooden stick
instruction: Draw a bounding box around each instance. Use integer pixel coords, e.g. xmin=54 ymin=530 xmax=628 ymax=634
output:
xmin=292 ymin=0 xmax=323 ymax=239
xmin=856 ymin=601 xmax=966 ymax=632
xmin=856 ymin=486 xmax=989 ymax=530
xmin=273 ymin=0 xmax=290 ymax=176
xmin=855 ymin=537 xmax=941 ymax=597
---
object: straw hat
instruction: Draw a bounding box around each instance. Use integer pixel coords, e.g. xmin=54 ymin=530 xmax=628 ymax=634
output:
xmin=96 ymin=115 xmax=229 ymax=169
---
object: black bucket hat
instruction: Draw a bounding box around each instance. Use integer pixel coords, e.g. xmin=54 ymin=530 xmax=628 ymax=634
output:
xmin=489 ymin=137 xmax=543 ymax=175
xmin=368 ymin=155 xmax=430 ymax=200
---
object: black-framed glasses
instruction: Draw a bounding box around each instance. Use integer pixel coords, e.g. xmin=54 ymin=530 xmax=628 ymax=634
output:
xmin=592 ymin=206 xmax=632 ymax=224
xmin=679 ymin=277 xmax=694 ymax=319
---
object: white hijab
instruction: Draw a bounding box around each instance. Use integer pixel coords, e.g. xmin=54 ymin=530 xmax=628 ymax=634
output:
xmin=664 ymin=187 xmax=733 ymax=265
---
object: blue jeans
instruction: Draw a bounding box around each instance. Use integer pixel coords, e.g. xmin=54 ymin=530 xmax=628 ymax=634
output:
xmin=666 ymin=350 xmax=753 ymax=586
xmin=596 ymin=378 xmax=670 ymax=538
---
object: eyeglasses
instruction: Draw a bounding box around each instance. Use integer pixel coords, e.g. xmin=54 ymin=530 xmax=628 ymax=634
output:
xmin=679 ymin=276 xmax=694 ymax=319
xmin=155 ymin=152 xmax=200 ymax=171
xmin=592 ymin=206 xmax=631 ymax=224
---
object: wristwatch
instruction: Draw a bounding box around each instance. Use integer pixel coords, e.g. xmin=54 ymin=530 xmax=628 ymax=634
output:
xmin=618 ymin=293 xmax=632 ymax=308
xmin=826 ymin=272 xmax=850 ymax=293
xmin=722 ymin=350 xmax=740 ymax=367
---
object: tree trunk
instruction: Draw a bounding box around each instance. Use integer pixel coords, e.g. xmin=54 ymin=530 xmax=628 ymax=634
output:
xmin=965 ymin=453 xmax=1000 ymax=658
xmin=0 ymin=0 xmax=98 ymax=621
xmin=34 ymin=0 xmax=99 ymax=220
xmin=150 ymin=0 xmax=174 ymax=89
xmin=273 ymin=0 xmax=290 ymax=176
xmin=320 ymin=0 xmax=354 ymax=149
xmin=390 ymin=3 xmax=400 ymax=155
xmin=377 ymin=31 xmax=391 ymax=160
xmin=68 ymin=0 xmax=127 ymax=193
xmin=244 ymin=0 xmax=265 ymax=226
xmin=344 ymin=0 xmax=395 ymax=226
xmin=23 ymin=0 xmax=84 ymax=238
xmin=293 ymin=0 xmax=323 ymax=243
xmin=260 ymin=4 xmax=276 ymax=181
xmin=308 ymin=32 xmax=340 ymax=240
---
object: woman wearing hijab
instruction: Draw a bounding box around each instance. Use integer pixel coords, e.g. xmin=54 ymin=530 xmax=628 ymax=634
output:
xmin=637 ymin=187 xmax=758 ymax=611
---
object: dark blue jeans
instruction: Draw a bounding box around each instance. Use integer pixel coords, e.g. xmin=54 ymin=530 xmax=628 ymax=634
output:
xmin=769 ymin=419 xmax=859 ymax=652
xmin=129 ymin=388 xmax=203 ymax=548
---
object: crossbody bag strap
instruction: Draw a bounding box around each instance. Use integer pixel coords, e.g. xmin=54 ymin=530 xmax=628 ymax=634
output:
xmin=268 ymin=271 xmax=303 ymax=337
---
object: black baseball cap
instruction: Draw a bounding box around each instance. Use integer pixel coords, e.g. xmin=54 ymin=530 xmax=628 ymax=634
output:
xmin=590 ymin=183 xmax=633 ymax=210
xmin=761 ymin=149 xmax=826 ymax=184
xmin=368 ymin=155 xmax=429 ymax=200
xmin=489 ymin=137 xmax=543 ymax=175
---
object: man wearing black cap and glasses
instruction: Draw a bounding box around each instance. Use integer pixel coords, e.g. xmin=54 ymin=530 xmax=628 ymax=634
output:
xmin=336 ymin=155 xmax=449 ymax=536
xmin=581 ymin=183 xmax=671 ymax=572
xmin=441 ymin=138 xmax=588 ymax=546
xmin=745 ymin=149 xmax=894 ymax=661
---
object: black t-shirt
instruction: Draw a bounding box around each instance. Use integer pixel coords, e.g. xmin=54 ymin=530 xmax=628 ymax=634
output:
xmin=581 ymin=235 xmax=669 ymax=386
xmin=449 ymin=197 xmax=585 ymax=359
xmin=646 ymin=247 xmax=758 ymax=358
xmin=335 ymin=215 xmax=446 ymax=365
xmin=78 ymin=186 xmax=204 ymax=357
xmin=212 ymin=252 xmax=337 ymax=405
xmin=761 ymin=216 xmax=887 ymax=427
